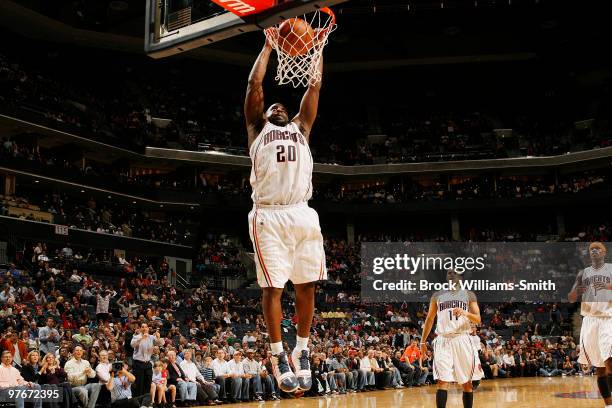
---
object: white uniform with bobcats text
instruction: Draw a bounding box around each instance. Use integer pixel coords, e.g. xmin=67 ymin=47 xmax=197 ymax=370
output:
xmin=577 ymin=263 xmax=612 ymax=368
xmin=248 ymin=121 xmax=326 ymax=288
xmin=432 ymin=290 xmax=481 ymax=384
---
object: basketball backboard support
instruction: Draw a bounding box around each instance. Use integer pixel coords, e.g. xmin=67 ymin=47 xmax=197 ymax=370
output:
xmin=145 ymin=0 xmax=347 ymax=59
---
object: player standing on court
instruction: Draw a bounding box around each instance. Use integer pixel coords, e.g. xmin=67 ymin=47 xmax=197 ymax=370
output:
xmin=244 ymin=36 xmax=326 ymax=393
xmin=568 ymin=242 xmax=612 ymax=408
xmin=420 ymin=269 xmax=481 ymax=408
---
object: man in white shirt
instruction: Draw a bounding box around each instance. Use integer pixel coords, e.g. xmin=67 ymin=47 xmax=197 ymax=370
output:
xmin=95 ymin=350 xmax=111 ymax=385
xmin=227 ymin=351 xmax=250 ymax=402
xmin=358 ymin=350 xmax=376 ymax=388
xmin=0 ymin=351 xmax=42 ymax=408
xmin=179 ymin=349 xmax=219 ymax=405
xmin=64 ymin=346 xmax=101 ymax=408
xmin=212 ymin=349 xmax=231 ymax=401
xmin=502 ymin=350 xmax=516 ymax=377
xmin=242 ymin=350 xmax=264 ymax=401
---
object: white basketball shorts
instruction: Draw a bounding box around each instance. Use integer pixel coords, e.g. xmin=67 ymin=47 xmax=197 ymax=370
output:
xmin=578 ymin=315 xmax=612 ymax=367
xmin=248 ymin=202 xmax=326 ymax=288
xmin=432 ymin=334 xmax=481 ymax=384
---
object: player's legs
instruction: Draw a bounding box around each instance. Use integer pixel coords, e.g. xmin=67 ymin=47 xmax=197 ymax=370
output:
xmin=580 ymin=317 xmax=612 ymax=406
xmin=461 ymin=381 xmax=474 ymax=408
xmin=249 ymin=208 xmax=299 ymax=393
xmin=292 ymin=282 xmax=315 ymax=390
xmin=262 ymin=287 xmax=284 ymax=349
xmin=606 ymin=358 xmax=612 ymax=407
xmin=600 ymin=317 xmax=612 ymax=406
xmin=432 ymin=337 xmax=453 ymax=408
xmin=436 ymin=381 xmax=450 ymax=408
xmin=290 ymin=206 xmax=326 ymax=391
xmin=450 ymin=336 xmax=477 ymax=408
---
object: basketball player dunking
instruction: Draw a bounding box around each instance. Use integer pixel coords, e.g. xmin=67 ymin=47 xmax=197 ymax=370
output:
xmin=244 ymin=37 xmax=326 ymax=393
xmin=420 ymin=269 xmax=481 ymax=408
xmin=568 ymin=242 xmax=612 ymax=408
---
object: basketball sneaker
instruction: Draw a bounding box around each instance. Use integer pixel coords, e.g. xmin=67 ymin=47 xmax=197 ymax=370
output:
xmin=291 ymin=349 xmax=312 ymax=391
xmin=270 ymin=352 xmax=299 ymax=393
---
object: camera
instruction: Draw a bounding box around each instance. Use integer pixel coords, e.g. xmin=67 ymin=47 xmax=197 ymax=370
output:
xmin=111 ymin=361 xmax=124 ymax=372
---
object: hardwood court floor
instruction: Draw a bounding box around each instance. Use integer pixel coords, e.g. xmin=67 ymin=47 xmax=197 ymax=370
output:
xmin=205 ymin=377 xmax=602 ymax=408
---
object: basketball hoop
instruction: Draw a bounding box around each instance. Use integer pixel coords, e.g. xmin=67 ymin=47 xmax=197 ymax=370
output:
xmin=264 ymin=7 xmax=336 ymax=88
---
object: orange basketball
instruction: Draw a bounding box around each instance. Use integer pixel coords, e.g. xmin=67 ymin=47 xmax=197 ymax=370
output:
xmin=278 ymin=18 xmax=315 ymax=56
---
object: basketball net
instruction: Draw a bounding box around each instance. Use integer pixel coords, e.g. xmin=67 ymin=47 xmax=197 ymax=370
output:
xmin=264 ymin=7 xmax=336 ymax=88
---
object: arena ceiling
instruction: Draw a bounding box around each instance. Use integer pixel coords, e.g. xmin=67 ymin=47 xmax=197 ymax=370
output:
xmin=0 ymin=0 xmax=608 ymax=70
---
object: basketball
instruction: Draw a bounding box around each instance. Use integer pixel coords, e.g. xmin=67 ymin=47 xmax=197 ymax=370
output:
xmin=278 ymin=17 xmax=315 ymax=56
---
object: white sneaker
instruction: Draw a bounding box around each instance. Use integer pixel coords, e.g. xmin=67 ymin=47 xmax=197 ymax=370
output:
xmin=270 ymin=351 xmax=299 ymax=393
xmin=291 ymin=348 xmax=312 ymax=391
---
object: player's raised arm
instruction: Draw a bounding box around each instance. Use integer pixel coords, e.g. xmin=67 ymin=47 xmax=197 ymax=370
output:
xmin=245 ymin=40 xmax=273 ymax=147
xmin=292 ymin=55 xmax=323 ymax=140
xmin=420 ymin=295 xmax=438 ymax=359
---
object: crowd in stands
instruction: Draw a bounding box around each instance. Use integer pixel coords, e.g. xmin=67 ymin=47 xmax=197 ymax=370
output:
xmin=194 ymin=233 xmax=248 ymax=279
xmin=1 ymin=47 xmax=611 ymax=165
xmin=314 ymin=171 xmax=609 ymax=204
xmin=0 ymin=235 xmax=587 ymax=408
xmin=0 ymin=188 xmax=194 ymax=245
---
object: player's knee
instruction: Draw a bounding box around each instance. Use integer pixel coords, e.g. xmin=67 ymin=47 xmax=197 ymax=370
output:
xmin=437 ymin=380 xmax=449 ymax=389
xmin=294 ymin=281 xmax=316 ymax=295
xmin=461 ymin=382 xmax=473 ymax=392
xmin=262 ymin=287 xmax=284 ymax=300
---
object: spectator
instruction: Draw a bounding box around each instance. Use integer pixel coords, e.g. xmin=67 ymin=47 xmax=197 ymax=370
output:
xmin=130 ymin=323 xmax=164 ymax=398
xmin=64 ymin=345 xmax=101 ymax=408
xmin=95 ymin=350 xmax=111 ymax=385
xmin=211 ymin=349 xmax=231 ymax=401
xmin=106 ymin=363 xmax=152 ymax=408
xmin=167 ymin=350 xmax=197 ymax=405
xmin=1 ymin=330 xmax=28 ymax=368
xmin=179 ymin=349 xmax=220 ymax=406
xmin=39 ymin=352 xmax=76 ymax=408
xmin=227 ymin=350 xmax=250 ymax=402
xmin=0 ymin=350 xmax=42 ymax=408
xmin=38 ymin=317 xmax=60 ymax=356
xmin=151 ymin=360 xmax=174 ymax=407
xmin=72 ymin=326 xmax=93 ymax=348
xmin=242 ymin=349 xmax=265 ymax=401
xmin=18 ymin=350 xmax=40 ymax=383
xmin=96 ymin=289 xmax=116 ymax=321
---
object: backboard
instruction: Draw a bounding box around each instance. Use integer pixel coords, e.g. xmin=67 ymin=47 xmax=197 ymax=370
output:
xmin=145 ymin=0 xmax=347 ymax=58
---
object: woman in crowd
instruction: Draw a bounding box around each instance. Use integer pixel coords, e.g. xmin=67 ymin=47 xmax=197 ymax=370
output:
xmin=19 ymin=350 xmax=41 ymax=383
xmin=38 ymin=352 xmax=77 ymax=408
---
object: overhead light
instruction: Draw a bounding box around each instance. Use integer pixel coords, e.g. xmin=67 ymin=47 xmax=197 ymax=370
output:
xmin=132 ymin=201 xmax=137 ymax=204
xmin=108 ymin=195 xmax=112 ymax=199
xmin=160 ymin=204 xmax=164 ymax=208
xmin=190 ymin=206 xmax=194 ymax=210
xmin=81 ymin=190 xmax=85 ymax=193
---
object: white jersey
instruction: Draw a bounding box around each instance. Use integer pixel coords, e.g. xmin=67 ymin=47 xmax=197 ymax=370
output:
xmin=580 ymin=263 xmax=612 ymax=317
xmin=249 ymin=121 xmax=313 ymax=206
xmin=435 ymin=290 xmax=473 ymax=336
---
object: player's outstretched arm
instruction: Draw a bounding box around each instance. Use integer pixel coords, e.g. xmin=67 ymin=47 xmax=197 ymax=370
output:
xmin=245 ymin=41 xmax=273 ymax=147
xmin=293 ymin=55 xmax=323 ymax=141
xmin=420 ymin=296 xmax=438 ymax=359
